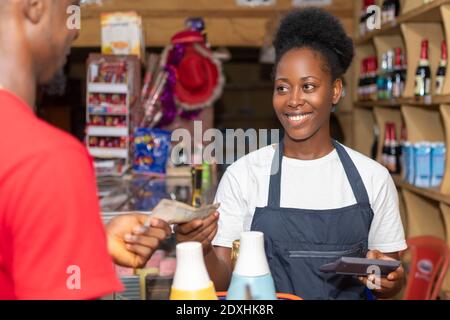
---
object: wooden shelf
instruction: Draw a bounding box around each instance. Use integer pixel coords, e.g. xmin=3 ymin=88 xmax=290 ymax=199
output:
xmin=393 ymin=175 xmax=450 ymax=206
xmin=355 ymin=0 xmax=450 ymax=45
xmin=354 ymin=96 xmax=450 ymax=108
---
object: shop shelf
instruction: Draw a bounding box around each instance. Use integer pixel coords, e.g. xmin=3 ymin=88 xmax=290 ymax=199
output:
xmin=89 ymin=147 xmax=128 ymax=159
xmin=401 ymin=189 xmax=446 ymax=239
xmin=356 ymin=0 xmax=450 ymax=45
xmin=87 ymin=126 xmax=129 ymax=137
xmin=393 ymin=175 xmax=450 ymax=206
xmin=355 ymin=96 xmax=450 ymax=107
xmin=440 ymin=105 xmax=450 ymax=194
xmin=88 ymin=105 xmax=128 ymax=115
xmin=87 ymin=83 xmax=128 ymax=94
xmin=439 ymin=203 xmax=450 ymax=293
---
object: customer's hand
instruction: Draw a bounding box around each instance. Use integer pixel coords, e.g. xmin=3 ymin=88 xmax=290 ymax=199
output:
xmin=174 ymin=212 xmax=219 ymax=255
xmin=106 ymin=214 xmax=172 ymax=269
xmin=358 ymin=250 xmax=405 ymax=299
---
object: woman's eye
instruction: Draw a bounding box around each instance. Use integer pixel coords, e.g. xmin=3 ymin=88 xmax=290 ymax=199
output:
xmin=276 ymin=86 xmax=289 ymax=94
xmin=303 ymin=84 xmax=316 ymax=91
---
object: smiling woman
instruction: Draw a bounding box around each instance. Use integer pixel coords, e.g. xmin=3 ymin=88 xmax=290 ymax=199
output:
xmin=174 ymin=7 xmax=407 ymax=300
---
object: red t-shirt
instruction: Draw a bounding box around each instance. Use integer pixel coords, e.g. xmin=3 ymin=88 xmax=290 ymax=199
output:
xmin=0 ymin=90 xmax=123 ymax=299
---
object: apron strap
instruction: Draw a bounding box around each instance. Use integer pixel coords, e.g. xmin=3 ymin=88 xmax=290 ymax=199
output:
xmin=267 ymin=140 xmax=370 ymax=208
xmin=332 ymin=140 xmax=370 ymax=205
xmin=268 ymin=142 xmax=283 ymax=207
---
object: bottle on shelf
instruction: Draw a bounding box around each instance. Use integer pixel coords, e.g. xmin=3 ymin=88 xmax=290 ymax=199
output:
xmin=385 ymin=49 xmax=395 ymax=100
xmin=370 ymin=57 xmax=379 ymax=100
xmin=388 ymin=123 xmax=401 ymax=174
xmin=435 ymin=40 xmax=447 ymax=95
xmin=382 ymin=0 xmax=400 ymax=24
xmin=392 ymin=47 xmax=405 ymax=98
xmin=191 ymin=165 xmax=203 ymax=208
xmin=414 ymin=39 xmax=432 ymax=97
xmin=377 ymin=53 xmax=388 ymax=100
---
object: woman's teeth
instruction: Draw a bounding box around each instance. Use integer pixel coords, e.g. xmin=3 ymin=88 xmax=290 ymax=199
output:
xmin=287 ymin=114 xmax=311 ymax=121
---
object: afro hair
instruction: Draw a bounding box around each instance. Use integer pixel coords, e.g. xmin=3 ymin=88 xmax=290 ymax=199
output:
xmin=273 ymin=7 xmax=355 ymax=80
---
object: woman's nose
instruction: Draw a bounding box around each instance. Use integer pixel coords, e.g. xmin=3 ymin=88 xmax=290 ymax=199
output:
xmin=288 ymin=88 xmax=305 ymax=108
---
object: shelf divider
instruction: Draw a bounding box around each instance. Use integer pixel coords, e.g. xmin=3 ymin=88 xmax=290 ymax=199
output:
xmin=402 ymin=189 xmax=446 ymax=239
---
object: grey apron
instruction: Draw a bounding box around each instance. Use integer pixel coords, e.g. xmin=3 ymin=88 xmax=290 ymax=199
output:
xmin=251 ymin=140 xmax=374 ymax=300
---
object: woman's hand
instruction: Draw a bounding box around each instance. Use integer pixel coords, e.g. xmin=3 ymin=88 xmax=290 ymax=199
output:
xmin=174 ymin=212 xmax=220 ymax=255
xmin=106 ymin=214 xmax=172 ymax=269
xmin=358 ymin=250 xmax=405 ymax=299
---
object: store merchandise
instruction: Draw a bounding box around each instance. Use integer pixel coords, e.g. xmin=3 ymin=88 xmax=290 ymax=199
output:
xmin=414 ymin=142 xmax=432 ymax=188
xmin=435 ymin=40 xmax=447 ymax=95
xmin=358 ymin=56 xmax=378 ymax=101
xmin=101 ymin=11 xmax=145 ymax=60
xmin=392 ymin=47 xmax=406 ymax=98
xmin=415 ymin=39 xmax=432 ymax=97
xmin=170 ymin=242 xmax=217 ymax=300
xmin=89 ymin=115 xmax=127 ymax=127
xmin=86 ymin=54 xmax=141 ymax=177
xmin=133 ymin=128 xmax=171 ymax=175
xmin=431 ymin=142 xmax=446 ymax=187
xmin=381 ymin=0 xmax=400 ymax=24
xmin=227 ymin=232 xmax=277 ymax=300
xmin=191 ymin=165 xmax=203 ymax=207
xmin=116 ymin=275 xmax=141 ymax=300
xmin=402 ymin=142 xmax=415 ymax=185
xmin=145 ymin=275 xmax=174 ymax=300
xmin=382 ymin=122 xmax=401 ymax=174
xmin=377 ymin=53 xmax=389 ymax=100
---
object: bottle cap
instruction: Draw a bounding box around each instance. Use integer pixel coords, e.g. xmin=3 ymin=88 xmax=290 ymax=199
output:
xmin=172 ymin=242 xmax=211 ymax=291
xmin=234 ymin=232 xmax=271 ymax=277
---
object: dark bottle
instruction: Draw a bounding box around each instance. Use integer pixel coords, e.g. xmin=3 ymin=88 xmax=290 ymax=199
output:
xmin=414 ymin=39 xmax=432 ymax=97
xmin=378 ymin=53 xmax=388 ymax=100
xmin=435 ymin=40 xmax=447 ymax=95
xmin=382 ymin=0 xmax=400 ymax=24
xmin=388 ymin=123 xmax=401 ymax=174
xmin=368 ymin=57 xmax=378 ymax=101
xmin=191 ymin=165 xmax=203 ymax=208
xmin=385 ymin=50 xmax=395 ymax=100
xmin=392 ymin=47 xmax=405 ymax=98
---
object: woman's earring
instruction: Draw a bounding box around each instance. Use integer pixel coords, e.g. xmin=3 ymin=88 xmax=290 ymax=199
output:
xmin=331 ymin=104 xmax=338 ymax=113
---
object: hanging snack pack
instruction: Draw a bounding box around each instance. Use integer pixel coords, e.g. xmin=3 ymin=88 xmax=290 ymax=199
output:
xmin=133 ymin=128 xmax=171 ymax=175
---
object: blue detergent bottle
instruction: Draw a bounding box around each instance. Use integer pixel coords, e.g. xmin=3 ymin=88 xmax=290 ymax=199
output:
xmin=227 ymin=232 xmax=277 ymax=300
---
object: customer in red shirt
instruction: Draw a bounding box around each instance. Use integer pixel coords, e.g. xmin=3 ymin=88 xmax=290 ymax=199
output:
xmin=0 ymin=0 xmax=171 ymax=299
